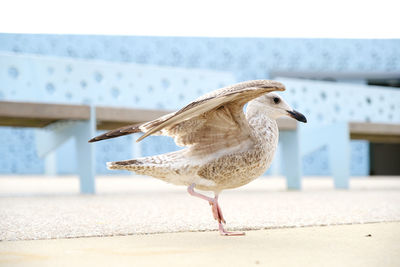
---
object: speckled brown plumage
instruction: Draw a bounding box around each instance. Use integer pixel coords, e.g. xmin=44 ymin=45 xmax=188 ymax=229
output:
xmin=109 ymin=114 xmax=278 ymax=192
xmin=103 ymin=80 xmax=286 ymax=193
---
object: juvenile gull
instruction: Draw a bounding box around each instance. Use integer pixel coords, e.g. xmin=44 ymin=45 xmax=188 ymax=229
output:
xmin=89 ymin=80 xmax=307 ymax=236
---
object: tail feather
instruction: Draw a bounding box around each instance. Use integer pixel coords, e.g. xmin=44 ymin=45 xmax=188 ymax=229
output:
xmin=107 ymin=159 xmax=143 ymax=169
xmin=107 ymin=158 xmax=170 ymax=178
xmin=106 ymin=150 xmax=184 ymax=174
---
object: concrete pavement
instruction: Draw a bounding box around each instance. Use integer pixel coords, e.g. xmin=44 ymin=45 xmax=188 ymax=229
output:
xmin=1 ymin=176 xmax=400 ymax=241
xmin=1 ymin=222 xmax=399 ymax=267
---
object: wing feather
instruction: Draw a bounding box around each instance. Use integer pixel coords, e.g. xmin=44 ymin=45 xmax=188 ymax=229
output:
xmin=88 ymin=80 xmax=285 ymax=144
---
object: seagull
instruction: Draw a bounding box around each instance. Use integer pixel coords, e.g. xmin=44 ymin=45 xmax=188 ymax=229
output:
xmin=89 ymin=80 xmax=307 ymax=236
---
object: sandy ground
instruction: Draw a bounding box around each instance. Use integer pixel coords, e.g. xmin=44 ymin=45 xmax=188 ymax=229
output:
xmin=0 ymin=222 xmax=399 ymax=267
xmin=1 ymin=176 xmax=400 ymax=241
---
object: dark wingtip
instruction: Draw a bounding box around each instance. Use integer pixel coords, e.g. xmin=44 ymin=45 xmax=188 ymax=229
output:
xmin=88 ymin=124 xmax=142 ymax=143
xmin=88 ymin=136 xmax=103 ymax=143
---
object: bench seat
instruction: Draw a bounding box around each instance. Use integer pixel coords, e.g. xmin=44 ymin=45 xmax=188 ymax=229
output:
xmin=2 ymin=100 xmax=398 ymax=192
xmin=0 ymin=101 xmax=298 ymax=131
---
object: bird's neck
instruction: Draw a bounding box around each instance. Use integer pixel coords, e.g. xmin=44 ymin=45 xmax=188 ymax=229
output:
xmin=246 ymin=104 xmax=279 ymax=149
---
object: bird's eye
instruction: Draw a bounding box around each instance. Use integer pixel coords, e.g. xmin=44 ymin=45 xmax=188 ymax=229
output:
xmin=273 ymin=97 xmax=280 ymax=104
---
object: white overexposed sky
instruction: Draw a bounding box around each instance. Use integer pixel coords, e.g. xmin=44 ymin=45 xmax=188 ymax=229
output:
xmin=0 ymin=0 xmax=399 ymax=38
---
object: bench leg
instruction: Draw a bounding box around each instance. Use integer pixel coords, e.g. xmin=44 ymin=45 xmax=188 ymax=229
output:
xmin=280 ymin=130 xmax=302 ymax=190
xmin=35 ymin=106 xmax=96 ymax=194
xmin=74 ymin=106 xmax=96 ymax=194
xmin=269 ymin=147 xmax=281 ymax=176
xmin=300 ymin=122 xmax=351 ymax=189
xmin=74 ymin=121 xmax=96 ymax=194
xmin=44 ymin=151 xmax=57 ymax=176
xmin=328 ymin=122 xmax=350 ymax=189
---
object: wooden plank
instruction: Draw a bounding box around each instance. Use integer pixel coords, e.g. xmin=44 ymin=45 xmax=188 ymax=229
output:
xmin=350 ymin=133 xmax=400 ymax=143
xmin=95 ymin=106 xmax=171 ymax=130
xmin=0 ymin=101 xmax=300 ymax=130
xmin=0 ymin=117 xmax=56 ymax=128
xmin=349 ymin=122 xmax=400 ymax=143
xmin=0 ymin=101 xmax=90 ymax=121
xmin=0 ymin=101 xmax=90 ymax=128
xmin=96 ymin=106 xmax=169 ymax=123
xmin=349 ymin=122 xmax=400 ymax=136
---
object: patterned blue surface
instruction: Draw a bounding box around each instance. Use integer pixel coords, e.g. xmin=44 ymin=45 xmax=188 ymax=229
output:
xmin=1 ymin=34 xmax=399 ymax=175
xmin=0 ymin=52 xmax=233 ymax=175
xmin=302 ymin=141 xmax=370 ymax=176
xmin=1 ymin=34 xmax=399 ymax=80
xmin=0 ymin=53 xmax=234 ymax=109
xmin=0 ymin=128 xmax=44 ymax=174
xmin=278 ymin=77 xmax=400 ymax=126
xmin=279 ymin=77 xmax=400 ymax=177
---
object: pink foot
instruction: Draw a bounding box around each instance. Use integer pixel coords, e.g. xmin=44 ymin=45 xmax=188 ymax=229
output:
xmin=218 ymin=223 xmax=245 ymax=236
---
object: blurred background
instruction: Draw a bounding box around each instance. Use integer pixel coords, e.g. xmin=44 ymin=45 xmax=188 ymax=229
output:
xmin=0 ymin=0 xmax=399 ymax=179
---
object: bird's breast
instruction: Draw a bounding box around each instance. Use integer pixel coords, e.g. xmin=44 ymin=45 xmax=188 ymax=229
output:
xmin=195 ymin=115 xmax=279 ymax=191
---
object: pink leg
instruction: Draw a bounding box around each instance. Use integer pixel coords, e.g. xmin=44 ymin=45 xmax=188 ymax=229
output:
xmin=187 ymin=183 xmax=214 ymax=203
xmin=187 ymin=183 xmax=221 ymax=221
xmin=187 ymin=183 xmax=245 ymax=236
xmin=212 ymin=195 xmax=226 ymax=224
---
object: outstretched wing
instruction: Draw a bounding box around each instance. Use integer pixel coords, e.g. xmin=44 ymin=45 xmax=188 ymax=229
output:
xmin=136 ymin=80 xmax=285 ymax=142
xmin=89 ymin=80 xmax=285 ymax=145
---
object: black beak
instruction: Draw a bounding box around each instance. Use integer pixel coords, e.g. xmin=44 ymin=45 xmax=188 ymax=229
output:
xmin=287 ymin=110 xmax=307 ymax=123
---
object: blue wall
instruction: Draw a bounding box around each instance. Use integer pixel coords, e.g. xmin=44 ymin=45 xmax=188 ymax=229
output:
xmin=1 ymin=35 xmax=399 ymax=80
xmin=1 ymin=34 xmax=399 ymax=175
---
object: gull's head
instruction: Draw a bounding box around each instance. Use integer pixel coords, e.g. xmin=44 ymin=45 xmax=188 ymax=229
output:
xmin=250 ymin=92 xmax=307 ymax=123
